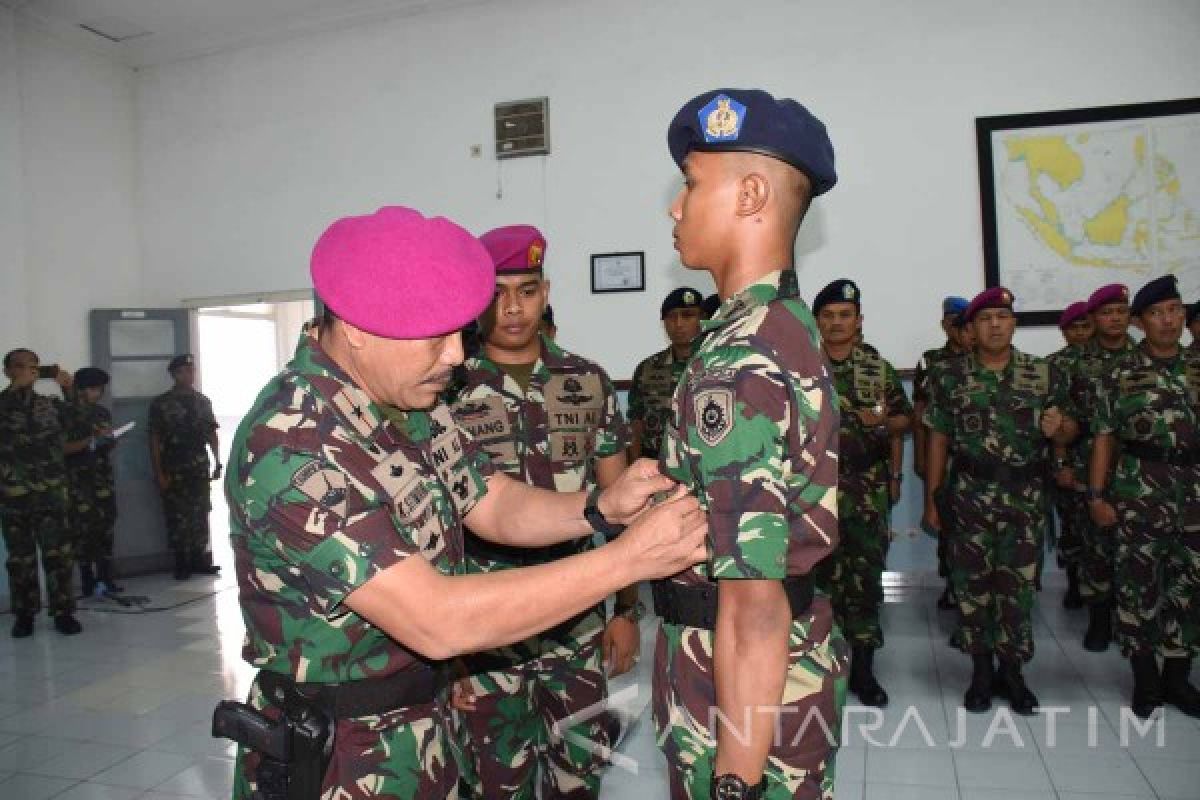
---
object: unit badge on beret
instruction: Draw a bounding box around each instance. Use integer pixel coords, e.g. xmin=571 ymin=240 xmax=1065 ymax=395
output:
xmin=528 ymin=243 xmax=543 ymax=268
xmin=843 ymin=284 xmax=856 ymax=300
xmin=695 ymin=387 xmax=734 ymax=446
xmin=684 ymin=291 xmax=696 ymax=304
xmin=700 ymin=94 xmax=746 ymax=143
xmin=1001 ymin=290 xmax=1012 ymax=304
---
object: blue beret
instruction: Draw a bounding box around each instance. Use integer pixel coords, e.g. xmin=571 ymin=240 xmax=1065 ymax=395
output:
xmin=74 ymin=367 xmax=110 ymax=389
xmin=812 ymin=279 xmax=860 ymax=315
xmin=1188 ymin=301 xmax=1199 ymax=327
xmin=168 ymin=354 xmax=194 ymax=373
xmin=1130 ymin=275 xmax=1181 ymax=316
xmin=668 ymin=88 xmax=836 ymax=196
xmin=942 ymin=296 xmax=969 ymax=316
xmin=701 ymin=293 xmax=721 ymax=319
xmin=660 ymin=287 xmax=704 ymax=318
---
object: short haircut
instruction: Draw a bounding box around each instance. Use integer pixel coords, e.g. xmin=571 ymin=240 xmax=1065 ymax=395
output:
xmin=3 ymin=348 xmax=37 ymax=369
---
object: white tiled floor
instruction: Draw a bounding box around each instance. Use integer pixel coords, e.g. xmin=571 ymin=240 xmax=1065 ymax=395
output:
xmin=2 ymin=577 xmax=1199 ymax=799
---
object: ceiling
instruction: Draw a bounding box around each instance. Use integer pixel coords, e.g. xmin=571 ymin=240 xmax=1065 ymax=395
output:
xmin=2 ymin=0 xmax=489 ymax=68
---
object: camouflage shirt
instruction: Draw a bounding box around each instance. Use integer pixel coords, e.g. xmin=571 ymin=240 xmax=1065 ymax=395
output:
xmin=914 ymin=343 xmax=960 ymax=407
xmin=924 ymin=348 xmax=1069 ymax=474
xmin=1064 ymin=337 xmax=1138 ymax=471
xmin=1046 ymin=343 xmax=1088 ymax=471
xmin=828 ymin=344 xmax=911 ymax=480
xmin=659 ymin=269 xmax=839 ymax=584
xmin=0 ymin=386 xmax=70 ymax=510
xmin=65 ymin=400 xmax=116 ymax=498
xmin=227 ymin=332 xmax=493 ymax=682
xmin=628 ymin=347 xmax=688 ymax=459
xmin=1092 ymin=342 xmax=1200 ymax=505
xmin=148 ymin=386 xmax=218 ymax=478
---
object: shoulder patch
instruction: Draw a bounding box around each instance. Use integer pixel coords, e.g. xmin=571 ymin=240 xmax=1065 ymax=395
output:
xmin=695 ymin=388 xmax=734 ymax=447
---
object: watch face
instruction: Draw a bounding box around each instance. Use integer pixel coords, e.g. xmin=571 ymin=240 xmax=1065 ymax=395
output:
xmin=714 ymin=775 xmax=748 ymax=800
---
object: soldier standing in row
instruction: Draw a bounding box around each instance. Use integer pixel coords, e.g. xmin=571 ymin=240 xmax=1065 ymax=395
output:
xmin=1068 ymin=284 xmax=1137 ymax=652
xmin=1088 ymin=275 xmax=1200 ymax=719
xmin=628 ymin=287 xmax=705 ymax=461
xmin=1188 ymin=301 xmax=1199 ymax=350
xmin=924 ymin=288 xmax=1076 ymax=714
xmin=149 ymin=354 xmax=223 ymax=580
xmin=1047 ymin=302 xmax=1094 ymax=610
xmin=655 ymin=88 xmax=847 ymax=800
xmin=448 ymin=224 xmax=638 ymax=799
xmin=1 ymin=350 xmax=83 ymax=636
xmin=813 ymin=278 xmax=912 ymax=708
xmin=66 ymin=367 xmax=122 ymax=596
xmin=913 ymin=296 xmax=971 ymax=610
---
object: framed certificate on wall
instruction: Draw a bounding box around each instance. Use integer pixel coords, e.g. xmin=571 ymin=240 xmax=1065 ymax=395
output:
xmin=590 ymin=252 xmax=645 ymax=294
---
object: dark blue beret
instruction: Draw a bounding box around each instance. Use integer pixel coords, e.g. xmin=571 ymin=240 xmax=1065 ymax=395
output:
xmin=1187 ymin=301 xmax=1198 ymax=327
xmin=1130 ymin=275 xmax=1180 ymax=316
xmin=74 ymin=367 xmax=110 ymax=389
xmin=701 ymin=293 xmax=721 ymax=319
xmin=661 ymin=287 xmax=704 ymax=319
xmin=942 ymin=296 xmax=969 ymax=316
xmin=668 ymin=88 xmax=836 ymax=196
xmin=812 ymin=279 xmax=860 ymax=315
xmin=168 ymin=354 xmax=195 ymax=373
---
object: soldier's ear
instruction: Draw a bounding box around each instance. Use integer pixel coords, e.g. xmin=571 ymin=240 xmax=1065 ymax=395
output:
xmin=339 ymin=319 xmax=369 ymax=351
xmin=735 ymin=172 xmax=770 ymax=218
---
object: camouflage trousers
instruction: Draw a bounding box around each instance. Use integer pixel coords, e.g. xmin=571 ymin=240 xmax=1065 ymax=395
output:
xmin=946 ymin=479 xmax=1041 ymax=663
xmin=452 ymin=610 xmax=612 ymax=800
xmin=653 ymin=597 xmax=848 ymax=800
xmin=69 ymin=485 xmax=117 ymax=563
xmin=160 ymin=473 xmax=211 ymax=558
xmin=233 ymin=676 xmax=459 ymax=800
xmin=816 ymin=478 xmax=889 ymax=648
xmin=1078 ymin=517 xmax=1118 ymax=604
xmin=1052 ymin=487 xmax=1086 ymax=566
xmin=1 ymin=506 xmax=75 ymax=617
xmin=1113 ymin=491 xmax=1200 ymax=659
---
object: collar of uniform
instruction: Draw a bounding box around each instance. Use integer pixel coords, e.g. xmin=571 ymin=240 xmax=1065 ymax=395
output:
xmin=1088 ymin=335 xmax=1137 ymax=356
xmin=289 ymin=331 xmax=386 ymax=441
xmin=701 ymin=269 xmax=794 ymax=334
xmin=1136 ymin=339 xmax=1183 ymax=367
xmin=967 ymin=348 xmax=1023 ymax=377
xmin=469 ymin=333 xmax=568 ymax=387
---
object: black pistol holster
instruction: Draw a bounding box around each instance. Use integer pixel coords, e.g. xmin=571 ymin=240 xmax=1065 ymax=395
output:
xmin=211 ymin=694 xmax=333 ymax=800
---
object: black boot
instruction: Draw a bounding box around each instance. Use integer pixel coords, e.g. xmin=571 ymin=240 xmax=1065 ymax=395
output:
xmin=191 ymin=552 xmax=221 ymax=576
xmin=174 ymin=551 xmax=191 ymax=580
xmin=79 ymin=562 xmax=97 ymax=598
xmin=53 ymin=614 xmax=82 ymax=635
xmin=1162 ymin=657 xmax=1200 ymax=718
xmin=937 ymin=583 xmax=956 ymax=610
xmin=97 ymin=557 xmax=124 ymax=593
xmin=1083 ymin=601 xmax=1112 ymax=652
xmin=849 ymin=645 xmax=889 ymax=707
xmin=1063 ymin=564 xmax=1083 ymax=610
xmin=10 ymin=614 xmax=34 ymax=638
xmin=1130 ymin=651 xmax=1163 ymax=719
xmin=964 ymin=653 xmax=993 ymax=712
xmin=995 ymin=659 xmax=1038 ymax=715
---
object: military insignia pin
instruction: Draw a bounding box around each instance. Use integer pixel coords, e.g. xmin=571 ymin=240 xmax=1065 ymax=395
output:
xmin=843 ymin=284 xmax=856 ymax=300
xmin=528 ymin=243 xmax=543 ymax=267
xmin=694 ymin=388 xmax=734 ymax=446
xmin=699 ymin=94 xmax=746 ymax=144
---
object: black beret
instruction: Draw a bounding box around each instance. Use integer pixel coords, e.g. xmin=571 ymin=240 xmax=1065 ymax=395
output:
xmin=812 ymin=279 xmax=861 ymax=315
xmin=168 ymin=354 xmax=195 ymax=373
xmin=1187 ymin=301 xmax=1199 ymax=327
xmin=74 ymin=367 xmax=110 ymax=390
xmin=660 ymin=287 xmax=704 ymax=319
xmin=701 ymin=293 xmax=721 ymax=319
xmin=667 ymin=88 xmax=836 ymax=196
xmin=1130 ymin=275 xmax=1181 ymax=316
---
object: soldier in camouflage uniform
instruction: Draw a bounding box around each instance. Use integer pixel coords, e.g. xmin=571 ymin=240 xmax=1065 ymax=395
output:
xmin=812 ymin=279 xmax=911 ymax=708
xmin=0 ymin=349 xmax=83 ymax=637
xmin=1188 ymin=301 xmax=1198 ymax=351
xmin=628 ymin=287 xmax=705 ymax=462
xmin=913 ymin=297 xmax=972 ymax=611
xmin=227 ymin=206 xmax=706 ymax=800
xmin=149 ymin=354 xmax=222 ymax=580
xmin=1088 ymin=275 xmax=1200 ymax=719
xmin=447 ymin=225 xmax=636 ymax=800
xmin=1066 ymin=284 xmax=1138 ymax=652
xmin=66 ymin=367 xmax=121 ymax=597
xmin=654 ymin=89 xmax=848 ymax=800
xmin=924 ymin=287 xmax=1076 ymax=715
xmin=1046 ymin=301 xmax=1094 ymax=610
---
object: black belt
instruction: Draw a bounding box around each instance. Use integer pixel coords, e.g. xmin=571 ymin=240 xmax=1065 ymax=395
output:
xmin=840 ymin=448 xmax=888 ymax=473
xmin=1124 ymin=442 xmax=1200 ymax=467
xmin=465 ymin=534 xmax=581 ymax=567
xmin=256 ymin=664 xmax=443 ymax=719
xmin=651 ymin=576 xmax=814 ymax=631
xmin=954 ymin=453 xmax=1046 ymax=485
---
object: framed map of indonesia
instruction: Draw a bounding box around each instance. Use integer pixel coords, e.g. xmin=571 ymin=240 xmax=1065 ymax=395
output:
xmin=977 ymin=98 xmax=1200 ymax=325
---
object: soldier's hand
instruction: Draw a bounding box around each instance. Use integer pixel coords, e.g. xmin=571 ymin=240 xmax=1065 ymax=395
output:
xmin=602 ymin=616 xmax=640 ymax=678
xmin=449 ymin=676 xmax=477 ymax=712
xmin=55 ymin=368 xmax=73 ymax=389
xmin=617 ymin=484 xmax=707 ymax=580
xmin=888 ymin=477 xmax=902 ymax=506
xmin=1040 ymin=407 xmax=1063 ymax=439
xmin=1089 ymin=499 xmax=1117 ymax=528
xmin=600 ymin=458 xmax=678 ymax=525
xmin=1054 ymin=467 xmax=1077 ymax=490
xmin=855 ymin=406 xmax=886 ymax=429
xmin=922 ymin=499 xmax=941 ymax=534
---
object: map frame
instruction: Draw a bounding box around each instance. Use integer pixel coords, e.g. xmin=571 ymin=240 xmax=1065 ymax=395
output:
xmin=976 ymin=97 xmax=1200 ymax=326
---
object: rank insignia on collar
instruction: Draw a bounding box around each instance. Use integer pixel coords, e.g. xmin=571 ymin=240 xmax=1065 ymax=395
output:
xmin=700 ymin=94 xmax=746 ymax=143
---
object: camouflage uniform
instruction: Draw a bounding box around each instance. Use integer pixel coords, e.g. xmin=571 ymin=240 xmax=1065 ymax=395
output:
xmin=228 ymin=332 xmax=493 ymax=800
xmin=915 ymin=345 xmax=964 ymax=587
xmin=1092 ymin=343 xmax=1200 ymax=658
xmin=924 ymin=350 xmax=1068 ymax=663
xmin=448 ymin=335 xmax=629 ymax=800
xmin=655 ymin=270 xmax=848 ymax=800
xmin=65 ymin=400 xmax=117 ymax=567
xmin=0 ymin=387 xmax=75 ymax=617
xmin=815 ymin=345 xmax=911 ymax=648
xmin=1046 ymin=345 xmax=1087 ymax=572
xmin=148 ymin=386 xmax=217 ymax=561
xmin=1067 ymin=336 xmax=1138 ymax=604
xmin=628 ymin=348 xmax=688 ymax=460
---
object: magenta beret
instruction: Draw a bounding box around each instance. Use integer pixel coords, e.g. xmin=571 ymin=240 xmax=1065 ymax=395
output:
xmin=1086 ymin=283 xmax=1129 ymax=313
xmin=963 ymin=287 xmax=1014 ymax=324
xmin=1059 ymin=301 xmax=1090 ymax=329
xmin=311 ymin=206 xmax=494 ymax=339
xmin=479 ymin=225 xmax=547 ymax=274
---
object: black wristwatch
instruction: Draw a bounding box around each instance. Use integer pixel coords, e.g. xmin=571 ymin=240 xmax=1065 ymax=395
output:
xmin=614 ymin=599 xmax=646 ymax=623
xmin=584 ymin=486 xmax=625 ymax=540
xmin=712 ymin=773 xmax=766 ymax=800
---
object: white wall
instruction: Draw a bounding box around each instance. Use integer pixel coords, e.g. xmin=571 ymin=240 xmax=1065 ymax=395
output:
xmin=128 ymin=0 xmax=1200 ymax=376
xmin=0 ymin=9 xmax=29 ymax=355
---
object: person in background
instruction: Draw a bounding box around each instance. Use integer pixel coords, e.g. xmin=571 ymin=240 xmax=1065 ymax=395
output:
xmin=66 ymin=367 xmax=122 ymax=597
xmin=628 ymin=287 xmax=704 ymax=461
xmin=540 ymin=304 xmax=557 ymax=341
